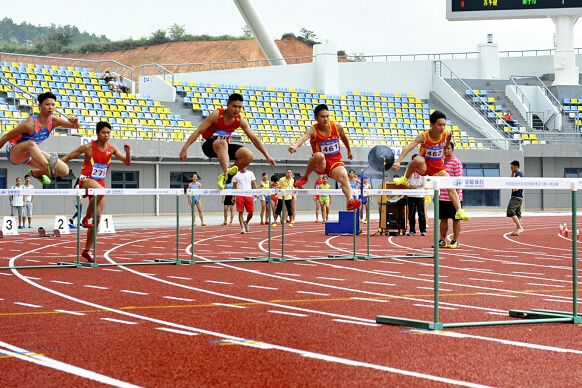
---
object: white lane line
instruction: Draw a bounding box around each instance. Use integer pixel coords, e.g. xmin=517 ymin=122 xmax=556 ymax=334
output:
xmin=0 ymin=340 xmax=140 ymax=388
xmin=527 ymin=283 xmax=564 ymax=288
xmin=25 ymin=259 xmax=41 ymax=263
xmin=121 ymin=290 xmax=149 ymax=295
xmin=24 ymin=276 xmax=41 ymax=280
xmin=163 ymin=296 xmax=195 ymax=302
xmin=55 ymin=309 xmax=86 ymax=316
xmin=268 ymin=310 xmax=308 ymax=317
xmin=297 ymin=291 xmax=330 ymax=296
xmin=212 ymin=303 xmax=246 ymax=309
xmin=205 ymin=280 xmax=233 ymax=285
xmin=350 ymin=297 xmax=390 ymax=303
xmin=101 ymin=318 xmax=138 ymax=325
xmin=167 ymin=276 xmax=191 ymax=280
xmin=487 ymin=312 xmax=510 ymax=316
xmin=476 ymin=293 xmax=517 ymax=298
xmin=363 ymin=281 xmax=396 ymax=286
xmin=0 ymin=273 xmax=11 ymax=276
xmin=248 ymin=285 xmax=278 ymax=290
xmin=417 ymin=287 xmax=454 ymax=292
xmin=316 ymin=277 xmax=345 ymax=281
xmin=512 ymin=271 xmax=544 ymax=275
xmin=413 ymin=304 xmax=456 ymax=310
xmin=101 ymin=268 xmax=122 ymax=272
xmin=469 ymin=278 xmax=504 ymax=283
xmin=14 ymin=302 xmax=42 ymax=308
xmin=544 ymin=299 xmax=573 ymax=303
xmin=332 ymin=319 xmax=379 ymax=326
xmin=84 ymin=285 xmax=108 ymax=289
xmin=156 ymin=327 xmax=200 ymax=336
xmin=275 ymin=272 xmax=301 ymax=277
xmin=201 ymin=265 xmax=223 ymax=268
xmin=51 ymin=280 xmax=73 ymax=285
xmin=294 ymin=263 xmax=317 ymax=266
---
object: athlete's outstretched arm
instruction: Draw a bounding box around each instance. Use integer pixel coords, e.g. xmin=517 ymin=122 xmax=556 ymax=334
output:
xmin=52 ymin=115 xmax=80 ymax=129
xmin=336 ymin=123 xmax=353 ymax=160
xmin=179 ymin=110 xmax=219 ymax=162
xmin=392 ymin=133 xmax=424 ymax=171
xmin=61 ymin=143 xmax=91 ymax=164
xmin=112 ymin=143 xmax=131 ymax=166
xmin=288 ymin=127 xmax=315 ymax=154
xmin=240 ymin=119 xmax=276 ymax=166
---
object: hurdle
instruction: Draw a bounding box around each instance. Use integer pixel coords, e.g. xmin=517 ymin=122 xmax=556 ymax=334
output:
xmin=0 ymin=188 xmax=83 ymax=270
xmin=76 ymin=188 xmax=184 ymax=268
xmin=376 ymin=177 xmax=582 ymax=330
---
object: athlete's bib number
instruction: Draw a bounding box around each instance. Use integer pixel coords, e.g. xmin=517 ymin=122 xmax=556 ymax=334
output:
xmin=320 ymin=139 xmax=340 ymax=155
xmin=91 ymin=163 xmax=108 ymax=180
xmin=212 ymin=130 xmax=231 ymax=141
xmin=424 ymin=146 xmax=444 ymax=160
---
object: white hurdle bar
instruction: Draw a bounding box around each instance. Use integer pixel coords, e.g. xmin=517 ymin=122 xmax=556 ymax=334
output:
xmin=86 ymin=188 xmax=183 ymax=267
xmin=0 ymin=189 xmax=84 ymax=270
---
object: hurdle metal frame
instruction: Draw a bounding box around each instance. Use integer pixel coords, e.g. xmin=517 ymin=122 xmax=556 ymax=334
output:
xmin=376 ymin=177 xmax=582 ymax=330
xmin=0 ymin=189 xmax=83 ymax=270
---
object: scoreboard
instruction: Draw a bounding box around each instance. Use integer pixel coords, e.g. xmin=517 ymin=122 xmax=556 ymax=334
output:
xmin=447 ymin=0 xmax=582 ymax=20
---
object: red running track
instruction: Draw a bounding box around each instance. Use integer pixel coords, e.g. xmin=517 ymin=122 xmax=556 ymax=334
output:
xmin=1 ymin=215 xmax=582 ymax=387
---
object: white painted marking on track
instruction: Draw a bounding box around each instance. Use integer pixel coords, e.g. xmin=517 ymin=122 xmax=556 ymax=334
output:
xmin=0 ymin=340 xmax=140 ymax=388
xmin=486 ymin=312 xmax=510 ymax=316
xmin=413 ymin=304 xmax=456 ymax=310
xmin=212 ymin=303 xmax=245 ymax=309
xmin=156 ymin=327 xmax=199 ymax=336
xmin=527 ymin=283 xmax=564 ymax=288
xmin=121 ymin=290 xmax=149 ymax=295
xmin=0 ymin=273 xmax=11 ymax=276
xmin=163 ymin=296 xmax=195 ymax=302
xmin=332 ymin=319 xmax=379 ymax=326
xmin=294 ymin=262 xmax=317 ymax=266
xmin=512 ymin=271 xmax=544 ymax=275
xmin=544 ymin=299 xmax=573 ymax=303
xmin=101 ymin=268 xmax=123 ymax=272
xmin=316 ymin=277 xmax=345 ymax=281
xmin=167 ymin=276 xmax=191 ymax=280
xmin=205 ymin=280 xmax=233 ymax=285
xmin=268 ymin=310 xmax=308 ymax=317
xmin=14 ymin=302 xmax=42 ymax=308
xmin=297 ymin=291 xmax=330 ymax=296
xmin=25 ymin=259 xmax=41 ymax=263
xmin=469 ymin=278 xmax=504 ymax=283
xmin=476 ymin=293 xmax=517 ymax=298
xmin=417 ymin=286 xmax=454 ymax=292
xmin=363 ymin=281 xmax=396 ymax=286
xmin=55 ymin=309 xmax=86 ymax=316
xmin=84 ymin=285 xmax=108 ymax=289
xmin=201 ymin=265 xmax=223 ymax=269
xmin=350 ymin=297 xmax=390 ymax=303
xmin=248 ymin=285 xmax=278 ymax=290
xmin=51 ymin=280 xmax=73 ymax=285
xmin=24 ymin=276 xmax=41 ymax=280
xmin=101 ymin=318 xmax=138 ymax=325
xmin=275 ymin=272 xmax=300 ymax=277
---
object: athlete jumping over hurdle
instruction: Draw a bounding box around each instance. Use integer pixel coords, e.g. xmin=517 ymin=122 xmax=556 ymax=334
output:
xmin=391 ymin=110 xmax=469 ymax=221
xmin=179 ymin=93 xmax=276 ymax=189
xmin=289 ymin=104 xmax=361 ymax=211
xmin=60 ymin=121 xmax=131 ymax=263
xmin=0 ymin=92 xmax=79 ymax=185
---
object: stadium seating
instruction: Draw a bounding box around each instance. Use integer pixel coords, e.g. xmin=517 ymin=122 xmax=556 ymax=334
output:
xmin=177 ymin=82 xmax=479 ymax=148
xmin=0 ymin=62 xmax=194 ymax=140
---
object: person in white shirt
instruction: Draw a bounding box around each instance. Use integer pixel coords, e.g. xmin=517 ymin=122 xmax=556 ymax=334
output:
xmin=9 ymin=177 xmax=25 ymax=229
xmin=232 ymin=167 xmax=257 ymax=234
xmin=407 ymin=154 xmax=427 ymax=236
xmin=22 ymin=174 xmax=34 ymax=228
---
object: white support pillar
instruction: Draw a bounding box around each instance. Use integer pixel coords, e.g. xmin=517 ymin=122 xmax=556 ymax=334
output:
xmin=233 ymin=0 xmax=286 ymax=66
xmin=477 ymin=42 xmax=500 ymax=80
xmin=552 ymin=15 xmax=579 ymax=86
xmin=314 ymin=42 xmax=339 ymax=95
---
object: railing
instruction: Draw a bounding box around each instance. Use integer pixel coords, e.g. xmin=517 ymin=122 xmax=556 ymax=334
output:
xmin=0 ymin=52 xmax=134 ymax=82
xmin=140 ymin=64 xmax=174 ymax=85
xmin=159 ymin=56 xmax=315 ymax=74
xmin=510 ymin=75 xmax=565 ymax=130
xmin=434 ymin=61 xmax=509 ymax=142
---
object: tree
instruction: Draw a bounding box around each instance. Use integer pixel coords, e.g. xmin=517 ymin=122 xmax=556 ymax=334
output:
xmin=149 ymin=29 xmax=169 ymax=46
xmin=44 ymin=32 xmax=73 ymax=53
xmin=241 ymin=25 xmax=253 ymax=39
xmin=297 ymin=28 xmax=320 ymax=46
xmin=168 ymin=24 xmax=185 ymax=42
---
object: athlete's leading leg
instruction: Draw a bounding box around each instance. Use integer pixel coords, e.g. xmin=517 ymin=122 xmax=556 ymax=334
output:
xmin=295 ymin=152 xmax=326 ymax=188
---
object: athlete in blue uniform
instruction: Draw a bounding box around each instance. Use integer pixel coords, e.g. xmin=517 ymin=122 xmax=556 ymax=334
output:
xmin=0 ymin=92 xmax=80 ymax=185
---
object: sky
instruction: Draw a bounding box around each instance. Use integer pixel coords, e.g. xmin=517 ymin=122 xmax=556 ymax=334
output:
xmin=4 ymin=0 xmax=582 ymax=56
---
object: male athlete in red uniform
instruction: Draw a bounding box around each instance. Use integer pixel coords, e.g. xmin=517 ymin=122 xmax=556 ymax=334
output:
xmin=392 ymin=110 xmax=469 ymax=221
xmin=289 ymin=104 xmax=361 ymax=211
xmin=61 ymin=121 xmax=131 ymax=262
xmin=180 ymin=93 xmax=275 ymax=189
xmin=0 ymin=92 xmax=79 ymax=185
